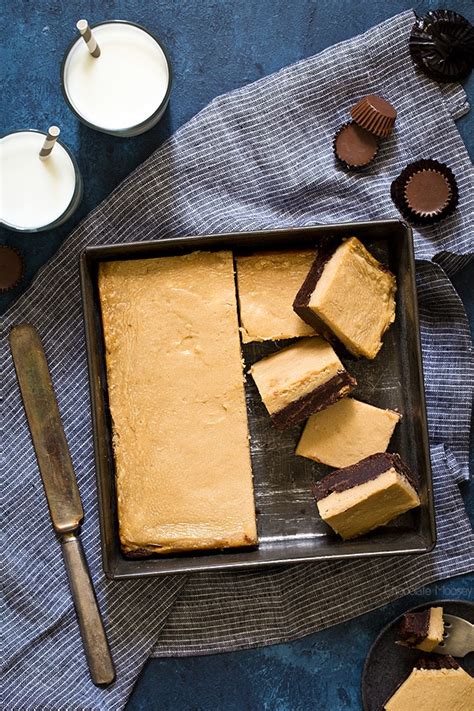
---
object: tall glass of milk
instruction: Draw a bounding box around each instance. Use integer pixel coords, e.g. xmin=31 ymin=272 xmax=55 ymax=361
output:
xmin=0 ymin=130 xmax=83 ymax=232
xmin=61 ymin=21 xmax=172 ymax=137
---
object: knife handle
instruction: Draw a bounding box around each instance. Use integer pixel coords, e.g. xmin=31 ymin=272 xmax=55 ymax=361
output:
xmin=61 ymin=533 xmax=115 ymax=686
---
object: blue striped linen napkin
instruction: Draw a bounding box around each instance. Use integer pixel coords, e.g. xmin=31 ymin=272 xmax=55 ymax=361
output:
xmin=2 ymin=10 xmax=473 ymax=710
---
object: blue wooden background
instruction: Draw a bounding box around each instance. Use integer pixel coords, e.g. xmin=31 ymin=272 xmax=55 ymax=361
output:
xmin=1 ymin=2 xmax=472 ymax=709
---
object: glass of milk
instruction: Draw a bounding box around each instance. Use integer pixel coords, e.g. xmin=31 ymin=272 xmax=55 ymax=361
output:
xmin=0 ymin=130 xmax=83 ymax=232
xmin=61 ymin=21 xmax=172 ymax=137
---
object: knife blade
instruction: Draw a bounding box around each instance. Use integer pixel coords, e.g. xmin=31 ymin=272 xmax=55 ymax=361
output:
xmin=9 ymin=323 xmax=115 ymax=687
xmin=9 ymin=323 xmax=83 ymax=533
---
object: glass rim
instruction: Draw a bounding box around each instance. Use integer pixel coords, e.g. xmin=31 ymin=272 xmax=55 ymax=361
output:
xmin=0 ymin=128 xmax=83 ymax=233
xmin=60 ymin=19 xmax=173 ymax=136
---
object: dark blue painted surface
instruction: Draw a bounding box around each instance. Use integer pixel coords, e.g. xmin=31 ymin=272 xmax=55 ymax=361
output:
xmin=128 ymin=579 xmax=474 ymax=711
xmin=1 ymin=2 xmax=472 ymax=710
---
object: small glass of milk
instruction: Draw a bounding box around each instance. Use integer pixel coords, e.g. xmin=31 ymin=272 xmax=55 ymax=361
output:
xmin=61 ymin=21 xmax=172 ymax=137
xmin=0 ymin=130 xmax=83 ymax=232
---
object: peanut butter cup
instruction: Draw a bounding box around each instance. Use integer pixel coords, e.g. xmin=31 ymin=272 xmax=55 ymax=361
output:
xmin=333 ymin=121 xmax=378 ymax=171
xmin=350 ymin=94 xmax=397 ymax=137
xmin=409 ymin=10 xmax=474 ymax=83
xmin=391 ymin=159 xmax=458 ymax=225
xmin=0 ymin=245 xmax=24 ymax=292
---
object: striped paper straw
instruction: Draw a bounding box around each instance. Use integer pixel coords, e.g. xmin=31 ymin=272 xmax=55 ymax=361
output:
xmin=39 ymin=126 xmax=60 ymax=160
xmin=76 ymin=19 xmax=101 ymax=58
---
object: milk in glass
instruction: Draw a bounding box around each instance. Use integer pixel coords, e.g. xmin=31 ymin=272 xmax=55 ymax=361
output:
xmin=0 ymin=131 xmax=80 ymax=231
xmin=62 ymin=22 xmax=171 ymax=135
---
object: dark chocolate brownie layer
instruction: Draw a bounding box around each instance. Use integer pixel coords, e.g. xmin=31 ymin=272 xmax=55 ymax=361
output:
xmin=416 ymin=655 xmax=459 ymax=670
xmin=293 ymin=237 xmax=395 ymax=344
xmin=312 ymin=452 xmax=419 ymax=502
xmin=293 ymin=238 xmax=338 ymax=308
xmin=270 ymin=369 xmax=356 ymax=429
xmin=293 ymin=238 xmax=339 ymax=338
xmin=399 ymin=610 xmax=431 ymax=645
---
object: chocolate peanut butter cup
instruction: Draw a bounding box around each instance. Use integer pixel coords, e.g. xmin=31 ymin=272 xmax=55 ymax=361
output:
xmin=391 ymin=159 xmax=458 ymax=226
xmin=350 ymin=94 xmax=397 ymax=137
xmin=0 ymin=245 xmax=24 ymax=292
xmin=333 ymin=121 xmax=379 ymax=171
xmin=409 ymin=10 xmax=474 ymax=83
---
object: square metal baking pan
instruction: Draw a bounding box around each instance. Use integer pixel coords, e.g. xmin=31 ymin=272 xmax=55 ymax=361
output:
xmin=80 ymin=220 xmax=436 ymax=579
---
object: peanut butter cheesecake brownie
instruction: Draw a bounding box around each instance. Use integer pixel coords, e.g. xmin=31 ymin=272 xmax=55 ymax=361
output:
xmin=313 ymin=452 xmax=420 ymax=539
xmin=293 ymin=237 xmax=396 ymax=359
xmin=250 ymin=336 xmax=356 ymax=429
xmin=384 ymin=655 xmax=474 ymax=711
xmin=296 ymin=398 xmax=401 ymax=468
xmin=99 ymin=251 xmax=257 ymax=555
xmin=236 ymin=249 xmax=316 ymax=342
xmin=398 ymin=607 xmax=445 ymax=652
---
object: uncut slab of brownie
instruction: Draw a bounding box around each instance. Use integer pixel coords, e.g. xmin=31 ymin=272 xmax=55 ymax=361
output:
xmin=99 ymin=251 xmax=257 ymax=555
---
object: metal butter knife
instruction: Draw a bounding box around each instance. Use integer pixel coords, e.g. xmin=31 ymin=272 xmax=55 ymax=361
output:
xmin=9 ymin=324 xmax=115 ymax=687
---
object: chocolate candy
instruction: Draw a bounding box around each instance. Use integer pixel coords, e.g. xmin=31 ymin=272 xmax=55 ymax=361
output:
xmin=350 ymin=94 xmax=397 ymax=138
xmin=0 ymin=245 xmax=24 ymax=292
xmin=333 ymin=121 xmax=379 ymax=171
xmin=391 ymin=159 xmax=459 ymax=226
xmin=409 ymin=10 xmax=474 ymax=83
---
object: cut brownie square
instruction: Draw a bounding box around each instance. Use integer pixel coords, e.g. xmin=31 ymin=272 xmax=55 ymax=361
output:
xmin=293 ymin=237 xmax=396 ymax=359
xmin=313 ymin=452 xmax=420 ymax=539
xmin=398 ymin=608 xmax=444 ymax=652
xmin=236 ymin=250 xmax=316 ymax=342
xmin=249 ymin=336 xmax=356 ymax=429
xmin=296 ymin=398 xmax=401 ymax=468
